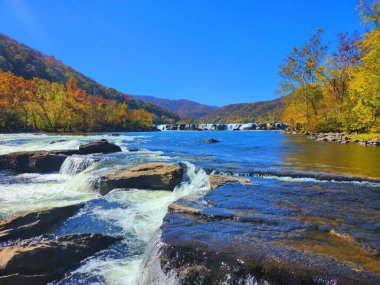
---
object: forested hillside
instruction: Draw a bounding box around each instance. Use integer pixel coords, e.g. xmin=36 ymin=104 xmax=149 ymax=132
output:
xmin=133 ymin=95 xmax=218 ymax=120
xmin=0 ymin=33 xmax=179 ymax=131
xmin=199 ymin=98 xmax=284 ymax=123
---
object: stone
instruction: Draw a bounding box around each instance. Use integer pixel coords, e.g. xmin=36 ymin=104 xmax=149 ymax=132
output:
xmin=0 ymin=151 xmax=76 ymax=173
xmin=0 ymin=204 xmax=84 ymax=243
xmin=203 ymin=139 xmax=220 ymax=143
xmin=0 ymin=233 xmax=120 ymax=285
xmin=208 ymin=175 xmax=253 ymax=190
xmin=0 ymin=140 xmax=121 ymax=173
xmin=79 ymin=139 xmax=121 ymax=154
xmin=99 ymin=162 xmax=184 ymax=195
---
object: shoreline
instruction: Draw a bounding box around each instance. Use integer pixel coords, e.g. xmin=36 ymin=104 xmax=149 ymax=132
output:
xmin=286 ymin=130 xmax=380 ymax=147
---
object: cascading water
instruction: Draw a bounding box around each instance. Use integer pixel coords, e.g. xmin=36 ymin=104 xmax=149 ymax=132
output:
xmin=53 ymin=161 xmax=210 ymax=285
xmin=60 ymin=155 xmax=96 ymax=175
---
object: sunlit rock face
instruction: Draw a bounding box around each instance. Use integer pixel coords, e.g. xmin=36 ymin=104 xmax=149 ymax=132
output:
xmin=158 ymin=177 xmax=380 ymax=285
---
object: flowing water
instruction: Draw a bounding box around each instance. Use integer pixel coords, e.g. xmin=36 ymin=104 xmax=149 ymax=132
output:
xmin=0 ymin=131 xmax=379 ymax=284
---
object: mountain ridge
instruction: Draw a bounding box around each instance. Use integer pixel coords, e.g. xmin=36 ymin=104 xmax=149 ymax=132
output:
xmin=133 ymin=95 xmax=219 ymax=120
xmin=199 ymin=97 xmax=285 ymax=123
xmin=0 ymin=33 xmax=180 ymax=123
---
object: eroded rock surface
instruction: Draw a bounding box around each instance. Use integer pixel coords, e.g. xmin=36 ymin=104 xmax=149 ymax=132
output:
xmin=209 ymin=174 xmax=253 ymax=190
xmin=99 ymin=162 xmax=184 ymax=195
xmin=0 ymin=204 xmax=84 ymax=243
xmin=0 ymin=233 xmax=120 ymax=285
xmin=0 ymin=140 xmax=121 ymax=173
xmin=79 ymin=139 xmax=122 ymax=154
xmin=158 ymin=177 xmax=380 ymax=284
xmin=0 ymin=150 xmax=75 ymax=173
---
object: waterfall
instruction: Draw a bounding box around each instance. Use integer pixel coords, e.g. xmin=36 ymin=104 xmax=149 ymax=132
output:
xmin=60 ymin=155 xmax=96 ymax=175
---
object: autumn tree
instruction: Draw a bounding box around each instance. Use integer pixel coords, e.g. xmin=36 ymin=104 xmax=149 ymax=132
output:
xmin=279 ymin=29 xmax=328 ymax=129
xmin=357 ymin=0 xmax=380 ymax=28
xmin=348 ymin=28 xmax=380 ymax=132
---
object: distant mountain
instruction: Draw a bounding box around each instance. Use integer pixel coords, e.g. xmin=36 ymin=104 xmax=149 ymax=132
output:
xmin=0 ymin=34 xmax=180 ymax=123
xmin=199 ymin=98 xmax=285 ymax=123
xmin=133 ymin=95 xmax=219 ymax=120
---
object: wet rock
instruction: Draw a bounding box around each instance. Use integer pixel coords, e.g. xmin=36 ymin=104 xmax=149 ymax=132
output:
xmin=99 ymin=162 xmax=184 ymax=195
xmin=0 ymin=150 xmax=77 ymax=173
xmin=128 ymin=148 xmax=139 ymax=152
xmin=79 ymin=139 xmax=121 ymax=154
xmin=203 ymin=139 xmax=220 ymax=143
xmin=159 ymin=232 xmax=380 ymax=285
xmin=0 ymin=233 xmax=120 ymax=285
xmin=209 ymin=174 xmax=253 ymax=190
xmin=157 ymin=180 xmax=380 ymax=285
xmin=49 ymin=139 xmax=67 ymax=144
xmin=0 ymin=140 xmax=121 ymax=173
xmin=0 ymin=204 xmax=84 ymax=243
xmin=0 ymin=273 xmax=54 ymax=285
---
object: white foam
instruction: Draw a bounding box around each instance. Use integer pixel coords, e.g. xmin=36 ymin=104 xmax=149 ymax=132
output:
xmin=60 ymin=155 xmax=96 ymax=175
xmin=69 ymin=162 xmax=210 ymax=285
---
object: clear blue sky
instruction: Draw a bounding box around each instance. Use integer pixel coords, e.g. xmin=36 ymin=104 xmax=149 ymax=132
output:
xmin=0 ymin=0 xmax=364 ymax=106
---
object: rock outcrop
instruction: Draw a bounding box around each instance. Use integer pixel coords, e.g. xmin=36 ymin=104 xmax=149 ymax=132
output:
xmin=79 ymin=139 xmax=122 ymax=154
xmin=99 ymin=162 xmax=184 ymax=195
xmin=0 ymin=150 xmax=75 ymax=173
xmin=0 ymin=140 xmax=121 ymax=173
xmin=156 ymin=178 xmax=380 ymax=285
xmin=0 ymin=233 xmax=120 ymax=285
xmin=0 ymin=204 xmax=84 ymax=243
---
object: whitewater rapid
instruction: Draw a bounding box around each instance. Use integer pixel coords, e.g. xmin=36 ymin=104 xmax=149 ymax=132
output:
xmin=0 ymin=133 xmax=210 ymax=285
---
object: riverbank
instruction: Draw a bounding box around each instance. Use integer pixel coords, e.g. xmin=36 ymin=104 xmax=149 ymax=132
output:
xmin=286 ymin=130 xmax=380 ymax=147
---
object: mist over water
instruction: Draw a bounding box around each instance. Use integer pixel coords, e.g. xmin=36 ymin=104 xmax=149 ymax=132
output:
xmin=0 ymin=131 xmax=379 ymax=284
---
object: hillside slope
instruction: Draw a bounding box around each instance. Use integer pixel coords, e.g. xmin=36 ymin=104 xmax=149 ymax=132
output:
xmin=199 ymin=98 xmax=284 ymax=123
xmin=0 ymin=34 xmax=179 ymax=123
xmin=133 ymin=95 xmax=218 ymax=120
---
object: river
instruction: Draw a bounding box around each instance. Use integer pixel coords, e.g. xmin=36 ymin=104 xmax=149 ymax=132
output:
xmin=0 ymin=131 xmax=379 ymax=284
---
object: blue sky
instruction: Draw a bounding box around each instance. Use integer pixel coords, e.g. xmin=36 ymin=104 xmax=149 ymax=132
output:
xmin=0 ymin=0 xmax=364 ymax=106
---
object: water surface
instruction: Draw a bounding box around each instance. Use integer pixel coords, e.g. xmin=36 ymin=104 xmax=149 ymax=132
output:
xmin=0 ymin=131 xmax=379 ymax=284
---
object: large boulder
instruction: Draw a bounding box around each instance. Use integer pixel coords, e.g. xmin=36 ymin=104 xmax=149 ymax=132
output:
xmin=0 ymin=233 xmax=120 ymax=285
xmin=0 ymin=140 xmax=121 ymax=173
xmin=79 ymin=139 xmax=121 ymax=154
xmin=99 ymin=162 xmax=183 ymax=195
xmin=0 ymin=204 xmax=84 ymax=243
xmin=0 ymin=150 xmax=78 ymax=173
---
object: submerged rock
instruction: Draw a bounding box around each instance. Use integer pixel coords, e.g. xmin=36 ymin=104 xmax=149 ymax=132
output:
xmin=99 ymin=162 xmax=184 ymax=195
xmin=203 ymin=139 xmax=220 ymax=143
xmin=0 ymin=140 xmax=121 ymax=173
xmin=209 ymin=174 xmax=253 ymax=190
xmin=79 ymin=139 xmax=121 ymax=154
xmin=0 ymin=204 xmax=84 ymax=243
xmin=0 ymin=233 xmax=120 ymax=285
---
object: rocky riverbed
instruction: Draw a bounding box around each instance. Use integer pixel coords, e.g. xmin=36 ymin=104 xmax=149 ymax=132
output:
xmin=0 ymin=132 xmax=379 ymax=284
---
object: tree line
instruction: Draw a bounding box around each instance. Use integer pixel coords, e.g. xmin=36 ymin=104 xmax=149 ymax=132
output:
xmin=279 ymin=0 xmax=379 ymax=133
xmin=0 ymin=72 xmax=153 ymax=132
